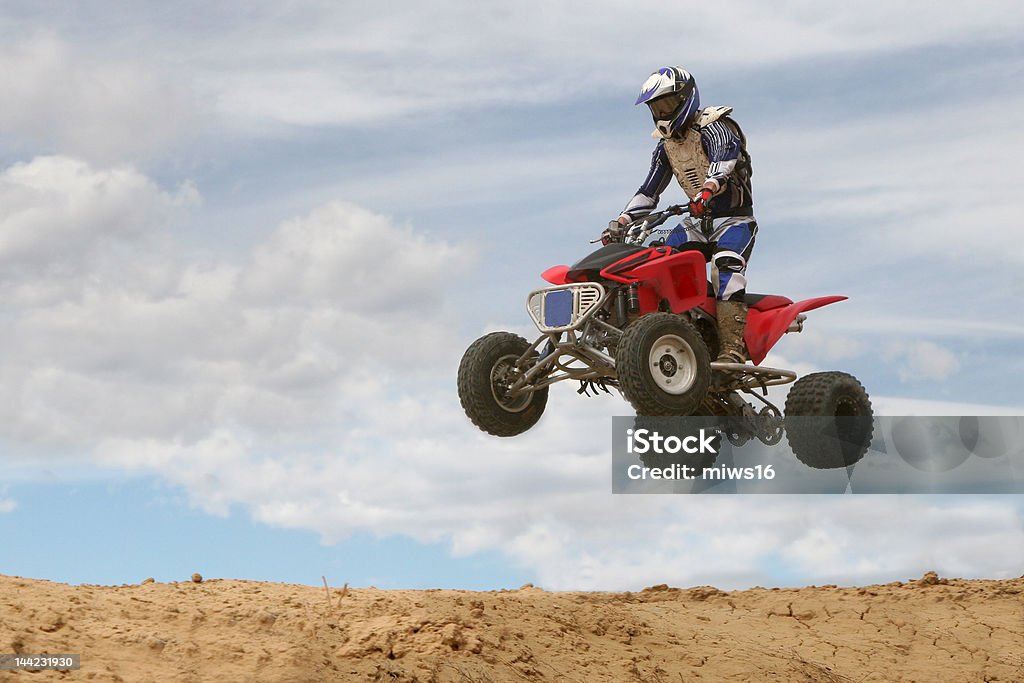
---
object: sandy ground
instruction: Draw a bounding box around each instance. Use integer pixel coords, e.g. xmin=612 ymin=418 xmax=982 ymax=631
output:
xmin=1 ymin=572 xmax=1021 ymax=682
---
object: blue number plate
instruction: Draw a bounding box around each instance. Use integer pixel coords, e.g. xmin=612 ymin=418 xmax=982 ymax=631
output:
xmin=543 ymin=289 xmax=573 ymax=327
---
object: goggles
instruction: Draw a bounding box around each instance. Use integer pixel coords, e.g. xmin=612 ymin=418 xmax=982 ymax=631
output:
xmin=648 ymin=94 xmax=681 ymax=120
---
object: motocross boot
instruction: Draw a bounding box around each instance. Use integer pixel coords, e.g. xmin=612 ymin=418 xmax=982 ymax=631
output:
xmin=715 ymin=300 xmax=748 ymax=364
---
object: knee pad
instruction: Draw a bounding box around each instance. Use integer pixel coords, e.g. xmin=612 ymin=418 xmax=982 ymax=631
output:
xmin=713 ymin=251 xmax=746 ymax=274
xmin=712 ymin=250 xmax=747 ymax=301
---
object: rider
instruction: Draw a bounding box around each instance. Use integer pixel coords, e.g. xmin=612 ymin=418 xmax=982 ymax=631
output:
xmin=603 ymin=66 xmax=756 ymax=365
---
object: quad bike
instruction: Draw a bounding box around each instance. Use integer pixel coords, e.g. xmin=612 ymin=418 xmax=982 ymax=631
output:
xmin=457 ymin=206 xmax=873 ymax=468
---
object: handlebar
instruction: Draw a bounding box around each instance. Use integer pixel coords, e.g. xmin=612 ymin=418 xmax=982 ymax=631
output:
xmin=590 ymin=204 xmax=691 ymax=244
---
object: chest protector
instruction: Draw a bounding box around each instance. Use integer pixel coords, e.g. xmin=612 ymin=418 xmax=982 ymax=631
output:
xmin=659 ymin=106 xmax=747 ymax=199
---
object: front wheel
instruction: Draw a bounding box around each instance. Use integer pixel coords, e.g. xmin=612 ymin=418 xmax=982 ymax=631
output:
xmin=784 ymin=371 xmax=873 ymax=469
xmin=616 ymin=313 xmax=711 ymax=416
xmin=457 ymin=332 xmax=549 ymax=437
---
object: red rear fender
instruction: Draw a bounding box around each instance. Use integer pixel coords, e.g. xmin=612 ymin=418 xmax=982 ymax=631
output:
xmin=745 ymin=295 xmax=847 ymax=365
xmin=788 ymin=295 xmax=847 ymax=314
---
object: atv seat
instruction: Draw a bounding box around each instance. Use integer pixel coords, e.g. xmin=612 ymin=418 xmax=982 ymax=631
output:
xmin=743 ymin=293 xmax=793 ymax=311
xmin=705 ymin=281 xmax=792 ymax=311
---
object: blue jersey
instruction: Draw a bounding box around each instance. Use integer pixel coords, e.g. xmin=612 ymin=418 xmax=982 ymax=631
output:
xmin=622 ymin=117 xmax=753 ymax=220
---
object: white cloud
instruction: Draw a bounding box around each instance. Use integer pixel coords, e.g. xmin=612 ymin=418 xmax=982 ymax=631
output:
xmin=191 ymin=1 xmax=1022 ymax=129
xmin=0 ymin=498 xmax=16 ymax=513
xmin=754 ymin=94 xmax=1024 ymax=267
xmin=465 ymin=495 xmax=1024 ymax=590
xmin=9 ymin=2 xmax=1010 ymax=134
xmin=779 ymin=498 xmax=1024 ymax=584
xmin=883 ymin=340 xmax=960 ymax=382
xmin=0 ymin=33 xmax=199 ymax=161
xmin=0 ymin=156 xmax=196 ymax=290
xmin=0 ymin=156 xmax=474 ymax=449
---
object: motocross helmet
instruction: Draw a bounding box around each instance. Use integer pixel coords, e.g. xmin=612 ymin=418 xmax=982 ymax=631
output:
xmin=635 ymin=66 xmax=700 ymax=139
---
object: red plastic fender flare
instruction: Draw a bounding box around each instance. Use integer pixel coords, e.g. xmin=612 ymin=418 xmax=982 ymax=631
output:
xmin=745 ymin=295 xmax=847 ymax=365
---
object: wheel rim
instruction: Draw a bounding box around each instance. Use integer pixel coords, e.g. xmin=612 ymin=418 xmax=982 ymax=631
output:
xmin=490 ymin=354 xmax=532 ymax=413
xmin=649 ymin=334 xmax=698 ymax=395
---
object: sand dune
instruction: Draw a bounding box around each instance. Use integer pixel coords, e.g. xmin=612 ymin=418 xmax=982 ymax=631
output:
xmin=1 ymin=572 xmax=1021 ymax=682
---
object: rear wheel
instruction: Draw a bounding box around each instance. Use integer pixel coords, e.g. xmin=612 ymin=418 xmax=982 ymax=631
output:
xmin=784 ymin=371 xmax=873 ymax=469
xmin=457 ymin=332 xmax=548 ymax=437
xmin=616 ymin=313 xmax=711 ymax=416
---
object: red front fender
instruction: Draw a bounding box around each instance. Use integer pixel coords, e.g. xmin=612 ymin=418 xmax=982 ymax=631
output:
xmin=626 ymin=249 xmax=708 ymax=314
xmin=541 ymin=265 xmax=571 ymax=285
xmin=746 ymin=295 xmax=847 ymax=365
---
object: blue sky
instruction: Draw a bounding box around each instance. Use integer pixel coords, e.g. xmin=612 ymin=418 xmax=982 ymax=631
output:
xmin=1 ymin=1 xmax=1023 ymax=590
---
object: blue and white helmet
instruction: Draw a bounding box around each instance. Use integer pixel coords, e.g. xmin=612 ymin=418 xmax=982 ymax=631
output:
xmin=635 ymin=66 xmax=700 ymax=139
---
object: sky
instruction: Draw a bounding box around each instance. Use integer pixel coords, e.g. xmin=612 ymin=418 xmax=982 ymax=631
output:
xmin=0 ymin=1 xmax=1022 ymax=591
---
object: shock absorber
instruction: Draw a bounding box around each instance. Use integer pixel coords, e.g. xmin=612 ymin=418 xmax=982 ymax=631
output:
xmin=627 ymin=283 xmax=640 ymax=314
xmin=615 ymin=289 xmax=628 ymax=326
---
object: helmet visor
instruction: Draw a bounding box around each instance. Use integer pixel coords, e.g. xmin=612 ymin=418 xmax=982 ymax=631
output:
xmin=648 ymin=94 xmax=682 ymax=120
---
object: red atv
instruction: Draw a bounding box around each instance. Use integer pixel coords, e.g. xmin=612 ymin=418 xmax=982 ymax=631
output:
xmin=457 ymin=206 xmax=872 ymax=464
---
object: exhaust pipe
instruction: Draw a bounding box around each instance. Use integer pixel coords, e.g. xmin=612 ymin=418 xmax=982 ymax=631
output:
xmin=786 ymin=314 xmax=807 ymax=334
